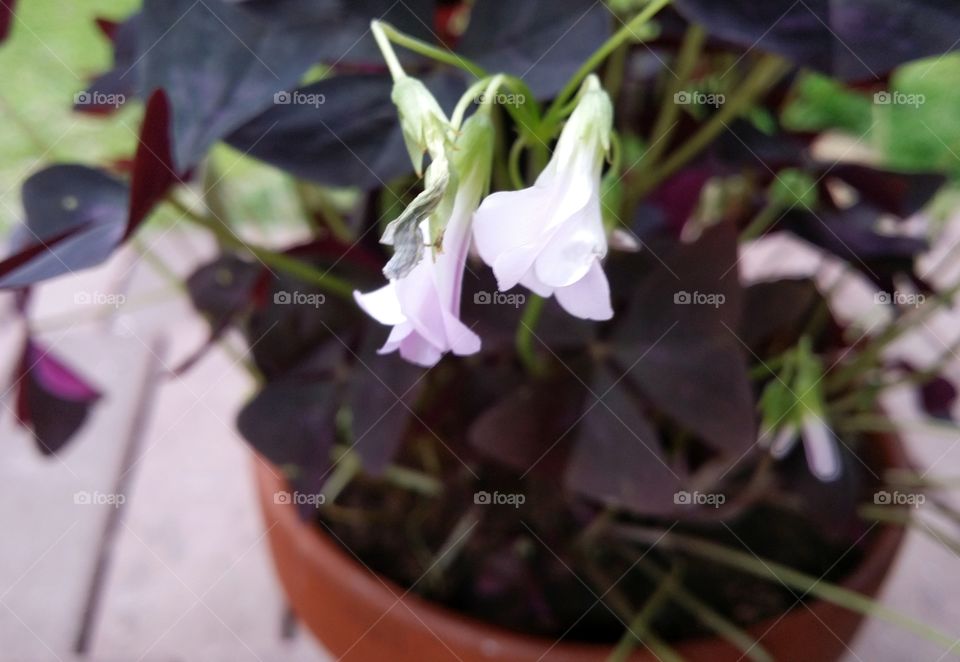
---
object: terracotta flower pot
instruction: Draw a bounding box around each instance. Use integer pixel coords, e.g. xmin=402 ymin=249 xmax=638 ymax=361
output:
xmin=254 ymin=433 xmax=907 ymax=662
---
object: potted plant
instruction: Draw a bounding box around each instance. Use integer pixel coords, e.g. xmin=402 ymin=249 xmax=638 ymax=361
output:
xmin=5 ymin=0 xmax=960 ymax=660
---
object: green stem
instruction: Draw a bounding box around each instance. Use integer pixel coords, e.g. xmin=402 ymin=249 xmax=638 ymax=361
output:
xmin=371 ymin=20 xmax=406 ymax=80
xmin=615 ymin=527 xmax=960 ymax=653
xmin=167 ymin=197 xmax=355 ymax=300
xmin=740 ymin=199 xmax=784 ymax=241
xmin=376 ymin=23 xmax=542 ymax=137
xmin=545 ymin=0 xmax=672 ymax=126
xmin=640 ymin=23 xmax=706 ymax=172
xmin=634 ymin=558 xmax=774 ymax=662
xmin=516 ymin=295 xmax=546 ymax=375
xmin=379 ymin=21 xmax=486 ymax=78
xmin=609 ymin=567 xmax=683 ymax=662
xmin=636 ymin=56 xmax=790 ymax=198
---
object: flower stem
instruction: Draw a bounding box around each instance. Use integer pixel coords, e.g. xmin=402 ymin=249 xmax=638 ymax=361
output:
xmin=371 ymin=20 xmax=407 ymax=80
xmin=544 ymin=0 xmax=672 ymax=126
xmin=378 ymin=21 xmax=486 ymax=78
xmin=516 ymin=295 xmax=546 ymax=375
xmin=640 ymin=23 xmax=706 ymax=172
xmin=634 ymin=55 xmax=790 ymax=198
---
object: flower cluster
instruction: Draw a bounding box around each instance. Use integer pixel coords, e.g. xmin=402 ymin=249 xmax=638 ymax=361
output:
xmin=356 ymin=74 xmax=615 ymax=367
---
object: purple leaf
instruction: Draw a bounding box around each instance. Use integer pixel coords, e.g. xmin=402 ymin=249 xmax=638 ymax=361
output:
xmin=0 ymin=0 xmax=14 ymax=42
xmin=15 ymin=340 xmax=101 ymax=455
xmin=458 ymin=0 xmax=612 ymax=97
xmin=674 ymin=0 xmax=960 ymax=80
xmin=346 ymin=335 xmax=425 ymax=474
xmin=565 ymin=368 xmax=683 ymax=516
xmin=611 ymin=225 xmax=755 ymax=454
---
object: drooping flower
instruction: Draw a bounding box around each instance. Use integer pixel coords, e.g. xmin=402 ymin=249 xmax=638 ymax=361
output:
xmin=766 ymin=413 xmax=841 ymax=482
xmin=355 ymin=90 xmax=493 ymax=367
xmin=759 ymin=338 xmax=841 ymax=481
xmin=472 ymin=75 xmax=614 ymax=320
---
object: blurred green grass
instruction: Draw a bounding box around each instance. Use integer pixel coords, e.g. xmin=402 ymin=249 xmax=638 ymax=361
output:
xmin=0 ymin=0 xmax=300 ymax=236
xmin=0 ymin=0 xmax=141 ymax=230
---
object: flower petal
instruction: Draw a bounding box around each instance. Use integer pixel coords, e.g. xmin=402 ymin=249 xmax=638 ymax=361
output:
xmin=801 ymin=416 xmax=842 ymax=481
xmin=533 ymin=181 xmax=606 ymax=286
xmin=554 ymin=259 xmax=613 ymax=320
xmin=354 ymin=283 xmax=406 ymax=326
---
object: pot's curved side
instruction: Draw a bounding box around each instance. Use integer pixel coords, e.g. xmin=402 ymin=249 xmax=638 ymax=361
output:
xmin=254 ymin=434 xmax=907 ymax=662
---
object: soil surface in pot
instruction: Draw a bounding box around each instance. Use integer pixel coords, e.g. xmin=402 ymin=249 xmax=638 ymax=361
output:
xmin=311 ymin=425 xmax=883 ymax=646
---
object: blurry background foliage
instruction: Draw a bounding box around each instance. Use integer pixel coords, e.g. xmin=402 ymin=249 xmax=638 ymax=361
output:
xmin=0 ymin=0 xmax=301 ymax=234
xmin=3 ymin=0 xmax=960 ymax=233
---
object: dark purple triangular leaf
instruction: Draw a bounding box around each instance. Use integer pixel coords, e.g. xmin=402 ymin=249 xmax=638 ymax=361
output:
xmin=126 ymin=89 xmax=180 ymax=235
xmin=226 ymin=71 xmax=465 ymax=189
xmin=346 ymin=334 xmax=426 ymax=474
xmin=612 ymin=225 xmax=755 ymax=453
xmin=469 ymin=376 xmax=588 ymax=474
xmin=0 ymin=165 xmax=128 ymax=288
xmin=741 ymin=278 xmax=823 ymax=348
xmin=15 ymin=340 xmax=102 ymax=455
xmin=138 ymin=0 xmax=436 ymax=171
xmin=458 ymin=0 xmax=611 ymax=97
xmin=236 ymin=343 xmax=346 ymax=515
xmin=565 ymin=368 xmax=683 ymax=516
xmin=674 ymin=0 xmax=960 ymax=80
xmin=76 ymin=13 xmax=141 ymax=115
